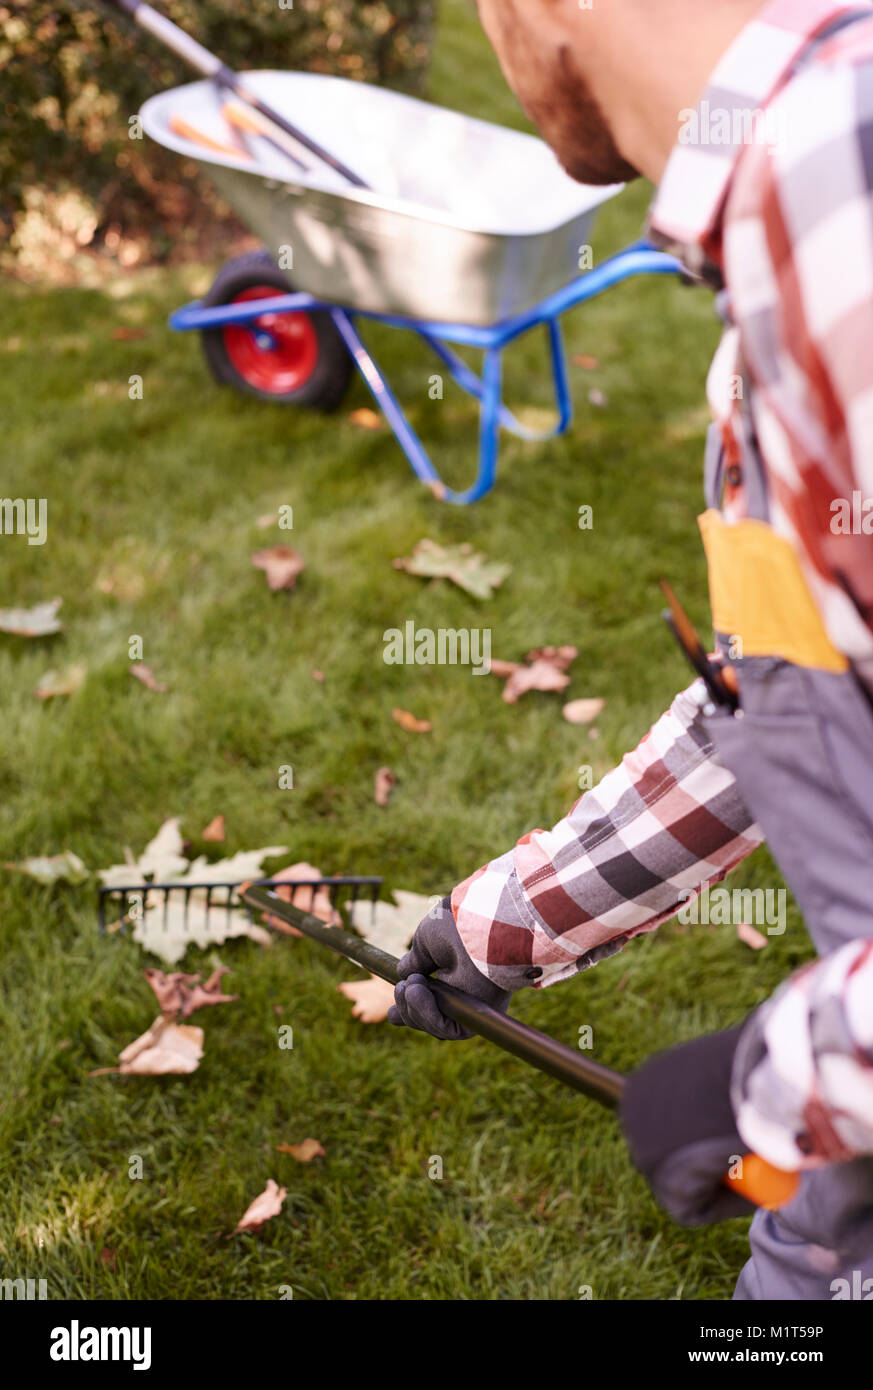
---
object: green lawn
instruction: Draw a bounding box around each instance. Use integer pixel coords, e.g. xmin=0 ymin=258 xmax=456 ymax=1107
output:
xmin=0 ymin=0 xmax=813 ymax=1300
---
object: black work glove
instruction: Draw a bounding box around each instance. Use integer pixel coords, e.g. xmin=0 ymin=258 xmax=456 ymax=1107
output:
xmin=620 ymin=1026 xmax=757 ymax=1226
xmin=388 ymin=897 xmax=513 ymax=1040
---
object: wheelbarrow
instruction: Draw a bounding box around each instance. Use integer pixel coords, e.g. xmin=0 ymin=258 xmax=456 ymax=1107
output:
xmin=115 ymin=1 xmax=684 ymax=502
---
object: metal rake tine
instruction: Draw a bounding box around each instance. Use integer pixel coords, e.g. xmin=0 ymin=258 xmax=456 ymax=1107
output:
xmin=96 ymin=874 xmax=385 ymax=937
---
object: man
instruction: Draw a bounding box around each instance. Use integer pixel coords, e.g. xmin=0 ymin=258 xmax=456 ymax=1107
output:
xmin=389 ymin=0 xmax=873 ymax=1300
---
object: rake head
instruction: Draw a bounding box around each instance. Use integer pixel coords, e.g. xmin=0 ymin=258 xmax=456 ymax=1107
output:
xmin=98 ymin=875 xmax=383 ymax=937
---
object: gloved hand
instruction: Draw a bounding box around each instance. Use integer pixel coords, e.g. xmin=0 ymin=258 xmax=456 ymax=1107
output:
xmin=388 ymin=896 xmax=513 ymax=1040
xmin=620 ymin=1025 xmax=757 ymax=1226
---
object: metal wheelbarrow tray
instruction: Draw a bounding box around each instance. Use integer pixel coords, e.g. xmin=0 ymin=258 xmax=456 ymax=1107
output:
xmin=144 ymin=73 xmax=683 ymax=502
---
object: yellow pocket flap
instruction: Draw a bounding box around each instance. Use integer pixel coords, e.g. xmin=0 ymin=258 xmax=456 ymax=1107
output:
xmin=698 ymin=510 xmax=847 ymax=673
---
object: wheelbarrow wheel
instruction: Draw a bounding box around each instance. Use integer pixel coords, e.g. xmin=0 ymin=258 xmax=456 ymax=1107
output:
xmin=200 ymin=250 xmax=353 ymax=411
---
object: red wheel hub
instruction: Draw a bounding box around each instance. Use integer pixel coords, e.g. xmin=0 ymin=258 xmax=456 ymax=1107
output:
xmin=222 ymin=286 xmax=319 ymax=394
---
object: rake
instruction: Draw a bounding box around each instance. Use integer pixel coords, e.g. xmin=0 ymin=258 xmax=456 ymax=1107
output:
xmin=241 ymin=883 xmax=801 ymax=1214
xmin=98 ymin=875 xmax=382 ymax=936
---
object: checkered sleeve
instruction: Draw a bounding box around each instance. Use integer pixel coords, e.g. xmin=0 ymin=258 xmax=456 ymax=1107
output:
xmin=452 ymin=679 xmax=764 ymax=991
xmin=733 ymin=939 xmax=873 ymax=1170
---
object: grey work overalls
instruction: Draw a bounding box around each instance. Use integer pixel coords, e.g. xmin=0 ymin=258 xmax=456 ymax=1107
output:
xmin=671 ymin=5 xmax=873 ymax=1302
xmin=699 ymin=296 xmax=873 ymax=1297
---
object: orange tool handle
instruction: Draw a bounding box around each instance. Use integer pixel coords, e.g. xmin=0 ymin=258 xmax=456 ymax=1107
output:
xmin=222 ymin=101 xmax=266 ymax=136
xmin=725 ymin=1154 xmax=799 ymax=1209
xmin=222 ymin=102 xmax=307 ymax=170
xmin=169 ymin=114 xmax=249 ymax=159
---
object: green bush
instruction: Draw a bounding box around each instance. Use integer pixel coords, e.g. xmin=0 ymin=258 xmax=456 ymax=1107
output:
xmin=0 ymin=1 xmax=437 ymax=252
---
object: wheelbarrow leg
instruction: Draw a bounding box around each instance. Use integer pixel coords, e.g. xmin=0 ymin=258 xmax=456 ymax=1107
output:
xmin=440 ymin=347 xmax=502 ymax=505
xmin=418 ymin=317 xmax=573 ymax=445
xmin=328 ymin=307 xmax=448 ymax=497
xmin=547 ymin=317 xmax=573 ymax=437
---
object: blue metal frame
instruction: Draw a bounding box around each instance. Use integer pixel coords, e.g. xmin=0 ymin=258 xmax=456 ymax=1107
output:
xmin=170 ymin=240 xmax=683 ymax=504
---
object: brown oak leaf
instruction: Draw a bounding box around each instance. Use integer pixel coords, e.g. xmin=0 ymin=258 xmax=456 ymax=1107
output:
xmin=275 ymin=1139 xmax=326 ymax=1162
xmin=562 ymin=698 xmax=606 ymax=725
xmin=117 ymin=1016 xmax=204 ymax=1075
xmin=348 ymin=407 xmax=383 ymax=430
xmin=130 ymin=663 xmax=167 ymax=693
xmin=392 ymin=707 xmax=431 ymax=733
xmin=265 ymin=861 xmax=340 ymax=935
xmin=337 ymin=975 xmax=396 ymax=1023
xmin=495 ymin=645 xmax=578 ymax=703
xmin=201 ymin=814 xmax=225 ymax=842
xmin=251 ymin=546 xmax=305 ymax=592
xmin=737 ymin=921 xmax=768 ymax=950
xmin=143 ymin=966 xmax=237 ymax=1020
xmin=374 ymin=767 xmax=397 ymax=806
xmin=234 ymin=1178 xmax=287 ymax=1233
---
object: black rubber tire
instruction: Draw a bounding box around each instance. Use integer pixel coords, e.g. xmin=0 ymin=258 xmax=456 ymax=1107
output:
xmin=200 ymin=249 xmax=354 ymax=412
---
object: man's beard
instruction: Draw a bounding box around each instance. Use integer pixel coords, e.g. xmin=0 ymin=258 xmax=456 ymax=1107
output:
xmin=501 ymin=26 xmax=640 ymax=186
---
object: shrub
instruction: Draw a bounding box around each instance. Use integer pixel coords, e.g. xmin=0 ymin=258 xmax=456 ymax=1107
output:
xmin=0 ymin=1 xmax=437 ymax=257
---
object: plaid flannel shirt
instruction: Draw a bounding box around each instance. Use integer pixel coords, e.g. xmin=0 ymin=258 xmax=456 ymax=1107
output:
xmin=453 ymin=0 xmax=873 ymax=1170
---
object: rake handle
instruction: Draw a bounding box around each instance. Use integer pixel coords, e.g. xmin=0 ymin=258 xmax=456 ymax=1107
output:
xmin=240 ymin=884 xmax=799 ymax=1210
xmin=106 ymin=0 xmax=370 ymax=187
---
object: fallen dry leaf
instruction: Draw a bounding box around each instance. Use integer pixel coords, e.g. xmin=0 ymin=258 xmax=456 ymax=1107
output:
xmin=0 ymin=598 xmax=63 ymax=637
xmin=275 ymin=1138 xmax=325 ymax=1162
xmin=100 ymin=817 xmax=189 ymax=887
xmin=201 ymin=814 xmax=225 ymax=843
xmin=130 ymin=663 xmax=167 ymax=693
xmin=393 ymin=539 xmax=510 ymax=601
xmin=311 ymin=669 xmax=325 ymax=682
xmin=572 ymin=353 xmax=600 ymax=370
xmin=392 ymin=707 xmax=431 ymax=733
xmin=134 ymin=894 xmax=272 ymax=965
xmin=337 ymin=975 xmax=396 ymax=1023
xmin=737 ymin=921 xmax=768 ymax=951
xmin=562 ymin=698 xmax=606 ymax=725
xmin=235 ymin=1178 xmax=286 ymax=1233
xmin=348 ymin=889 xmax=433 ymax=957
xmin=374 ymin=766 xmax=397 ymax=806
xmin=3 ymin=850 xmax=89 ymax=885
xmin=117 ymin=1016 xmax=204 ymax=1075
xmin=143 ymin=968 xmax=201 ymax=1016
xmin=251 ymin=545 xmax=305 ymax=592
xmin=112 ymin=325 xmax=148 ymax=341
xmin=265 ymin=861 xmax=341 ymax=935
xmin=181 ymin=846 xmax=289 ymax=885
xmin=493 ymin=645 xmax=578 ymax=704
xmin=179 ymin=966 xmax=238 ymax=1018
xmin=100 ymin=824 xmax=288 ymax=962
xmin=33 ymin=663 xmax=86 ymax=700
xmin=348 ymin=407 xmax=383 ymax=430
xmin=144 ymin=965 xmax=237 ymax=1019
